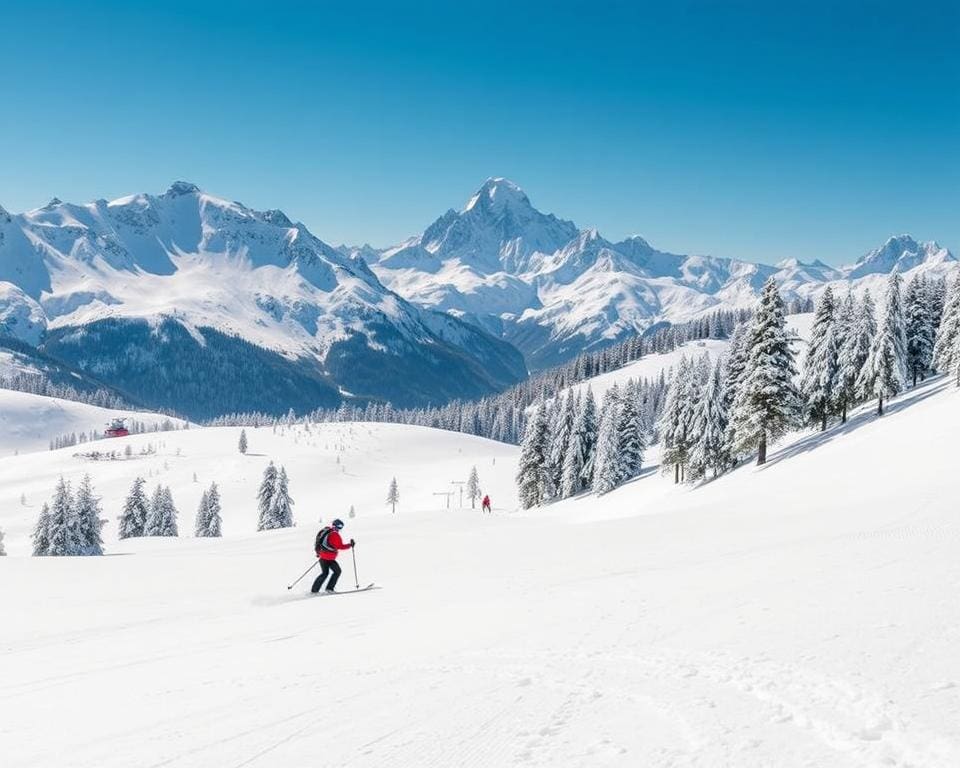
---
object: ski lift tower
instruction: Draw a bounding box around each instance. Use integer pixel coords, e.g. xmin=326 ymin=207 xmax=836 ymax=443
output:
xmin=432 ymin=491 xmax=454 ymax=510
xmin=450 ymin=481 xmax=465 ymax=509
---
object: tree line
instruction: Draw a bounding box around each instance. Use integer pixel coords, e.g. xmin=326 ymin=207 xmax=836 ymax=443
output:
xmin=515 ymin=270 xmax=956 ymax=507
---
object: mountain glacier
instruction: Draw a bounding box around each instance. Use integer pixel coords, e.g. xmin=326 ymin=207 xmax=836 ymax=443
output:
xmin=359 ymin=178 xmax=957 ymax=369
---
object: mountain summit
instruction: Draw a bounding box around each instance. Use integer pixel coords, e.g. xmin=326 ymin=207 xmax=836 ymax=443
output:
xmin=0 ymin=185 xmax=526 ymax=417
xmin=365 ymin=180 xmax=958 ymax=369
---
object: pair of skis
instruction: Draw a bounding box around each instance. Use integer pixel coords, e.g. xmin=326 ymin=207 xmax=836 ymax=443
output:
xmin=312 ymin=583 xmax=379 ymax=597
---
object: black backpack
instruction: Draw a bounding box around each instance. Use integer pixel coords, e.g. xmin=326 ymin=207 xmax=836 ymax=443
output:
xmin=315 ymin=526 xmax=335 ymax=554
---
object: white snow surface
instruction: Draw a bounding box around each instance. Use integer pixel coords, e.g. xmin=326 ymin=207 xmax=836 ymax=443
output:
xmin=2 ymin=375 xmax=960 ymax=766
xmin=0 ymin=389 xmax=181 ymax=455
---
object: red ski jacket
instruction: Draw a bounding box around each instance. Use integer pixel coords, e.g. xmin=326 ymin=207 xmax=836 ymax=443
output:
xmin=316 ymin=528 xmax=352 ymax=560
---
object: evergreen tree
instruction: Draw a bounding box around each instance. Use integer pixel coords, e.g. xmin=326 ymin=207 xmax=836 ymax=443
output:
xmin=387 ymin=477 xmax=399 ymax=513
xmin=905 ymin=274 xmax=934 ymax=386
xmin=927 ymin=275 xmax=947 ymax=332
xmin=270 ymin=466 xmax=294 ymax=528
xmin=47 ymin=477 xmax=83 ymax=556
xmin=729 ymin=278 xmax=801 ymax=465
xmin=32 ymin=502 xmax=52 ymax=556
xmin=119 ymin=477 xmax=149 ymax=539
xmin=195 ymin=489 xmax=210 ymax=536
xmin=196 ymin=483 xmax=222 ymax=537
xmin=800 ymin=287 xmax=840 ymax=431
xmin=688 ymin=357 xmax=731 ymax=480
xmin=145 ymin=484 xmax=178 ymax=536
xmin=616 ymin=380 xmax=645 ymax=482
xmin=74 ymin=474 xmax=104 ymax=555
xmin=256 ymin=461 xmax=279 ymax=530
xmin=238 ymin=429 xmax=248 ymax=454
xmin=516 ymin=401 xmax=553 ymax=508
xmin=659 ymin=356 xmax=697 ymax=482
xmin=857 ymin=272 xmax=908 ymax=415
xmin=833 ymin=291 xmax=861 ymax=423
xmin=592 ymin=388 xmax=623 ymax=495
xmin=722 ymin=321 xmax=753 ymax=463
xmin=547 ymin=393 xmax=574 ymax=496
xmin=144 ymin=484 xmax=164 ymax=535
xmin=561 ymin=388 xmax=598 ymax=497
xmin=466 ymin=466 xmax=481 ymax=509
xmin=933 ymin=276 xmax=960 ymax=374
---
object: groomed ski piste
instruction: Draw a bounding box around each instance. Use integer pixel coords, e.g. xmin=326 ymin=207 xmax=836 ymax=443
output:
xmin=2 ymin=361 xmax=960 ymax=766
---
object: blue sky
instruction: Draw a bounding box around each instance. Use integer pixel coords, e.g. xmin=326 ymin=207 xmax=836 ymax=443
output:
xmin=1 ymin=1 xmax=957 ymax=264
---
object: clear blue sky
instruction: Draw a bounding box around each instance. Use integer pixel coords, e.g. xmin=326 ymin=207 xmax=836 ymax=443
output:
xmin=1 ymin=1 xmax=957 ymax=265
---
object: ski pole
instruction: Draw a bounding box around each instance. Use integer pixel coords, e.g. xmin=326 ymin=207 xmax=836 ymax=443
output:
xmin=286 ymin=560 xmax=319 ymax=590
xmin=351 ymin=545 xmax=359 ymax=590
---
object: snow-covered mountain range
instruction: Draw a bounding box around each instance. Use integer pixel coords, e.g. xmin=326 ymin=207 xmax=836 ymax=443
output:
xmin=1 ymin=178 xmax=955 ymax=417
xmin=354 ymin=178 xmax=958 ymax=369
xmin=0 ymin=183 xmax=526 ymax=418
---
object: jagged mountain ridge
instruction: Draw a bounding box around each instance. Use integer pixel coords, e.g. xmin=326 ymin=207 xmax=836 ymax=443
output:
xmin=0 ymin=183 xmax=526 ymax=417
xmin=357 ymin=178 xmax=957 ymax=369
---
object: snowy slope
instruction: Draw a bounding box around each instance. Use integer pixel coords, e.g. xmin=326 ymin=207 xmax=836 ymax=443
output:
xmin=2 ymin=378 xmax=960 ymax=766
xmin=367 ymin=179 xmax=958 ymax=369
xmin=555 ymin=312 xmax=812 ymax=405
xmin=0 ymin=183 xmax=526 ymax=415
xmin=0 ymin=389 xmax=181 ymax=456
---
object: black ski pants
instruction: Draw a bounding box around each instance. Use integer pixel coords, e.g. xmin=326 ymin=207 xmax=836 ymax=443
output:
xmin=311 ymin=559 xmax=342 ymax=592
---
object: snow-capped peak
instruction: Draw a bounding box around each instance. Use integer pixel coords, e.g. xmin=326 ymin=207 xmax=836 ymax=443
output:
xmin=846 ymin=234 xmax=954 ymax=279
xmin=463 ymin=177 xmax=531 ymax=213
xmin=165 ymin=181 xmax=201 ymax=197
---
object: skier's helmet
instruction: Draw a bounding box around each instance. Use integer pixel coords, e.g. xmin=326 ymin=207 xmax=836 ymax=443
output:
xmin=332 ymin=518 xmax=345 ymax=530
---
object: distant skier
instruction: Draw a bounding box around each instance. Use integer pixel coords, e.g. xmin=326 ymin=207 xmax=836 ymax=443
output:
xmin=311 ymin=519 xmax=355 ymax=593
xmin=481 ymin=495 xmax=491 ymax=513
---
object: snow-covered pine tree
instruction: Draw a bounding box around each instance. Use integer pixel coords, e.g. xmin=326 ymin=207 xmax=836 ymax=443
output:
xmin=688 ymin=357 xmax=731 ymax=481
xmin=74 ymin=474 xmax=104 ymax=555
xmin=729 ymin=278 xmax=801 ymax=465
xmin=196 ymin=483 xmax=222 ymax=537
xmin=256 ymin=461 xmax=280 ymax=530
xmin=0 ymin=527 xmax=5 ymax=556
xmin=466 ymin=465 xmax=481 ymax=508
xmin=270 ymin=466 xmax=294 ymax=528
xmin=547 ymin=393 xmax=574 ymax=496
xmin=32 ymin=502 xmax=52 ymax=556
xmin=516 ymin=401 xmax=554 ymax=508
xmin=194 ymin=489 xmax=210 ymax=536
xmin=238 ymin=428 xmax=248 ymax=454
xmin=561 ymin=388 xmax=598 ymax=497
xmin=905 ymin=274 xmax=934 ymax=386
xmin=144 ymin=484 xmax=165 ymax=536
xmin=659 ymin=356 xmax=695 ymax=482
xmin=721 ymin=320 xmax=753 ymax=463
xmin=833 ymin=291 xmax=859 ymax=423
xmin=349 ymin=504 xmax=356 ymax=519
xmin=617 ymin=379 xmax=645 ymax=483
xmin=47 ymin=477 xmax=83 ymax=556
xmin=933 ymin=276 xmax=960 ymax=374
xmin=927 ymin=275 xmax=947 ymax=333
xmin=159 ymin=487 xmax=180 ymax=536
xmin=592 ymin=387 xmax=623 ymax=495
xmin=119 ymin=477 xmax=149 ymax=539
xmin=387 ymin=477 xmax=399 ymax=513
xmin=857 ymin=271 xmax=908 ymax=416
xmin=800 ymin=287 xmax=840 ymax=431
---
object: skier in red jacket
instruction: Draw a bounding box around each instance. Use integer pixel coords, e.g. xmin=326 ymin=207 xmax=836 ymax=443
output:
xmin=311 ymin=518 xmax=355 ymax=593
xmin=481 ymin=495 xmax=491 ymax=513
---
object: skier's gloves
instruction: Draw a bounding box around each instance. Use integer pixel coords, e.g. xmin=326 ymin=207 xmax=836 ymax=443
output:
xmin=349 ymin=539 xmax=355 ymax=547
